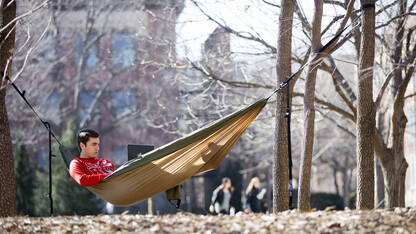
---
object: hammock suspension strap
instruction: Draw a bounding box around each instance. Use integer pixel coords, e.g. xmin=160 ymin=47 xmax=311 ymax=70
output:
xmin=2 ymin=72 xmax=56 ymax=216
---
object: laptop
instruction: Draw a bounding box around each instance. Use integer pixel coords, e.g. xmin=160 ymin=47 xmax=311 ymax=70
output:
xmin=127 ymin=144 xmax=154 ymax=161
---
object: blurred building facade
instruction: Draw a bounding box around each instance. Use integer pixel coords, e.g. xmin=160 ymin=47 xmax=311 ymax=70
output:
xmin=9 ymin=0 xmax=185 ymax=214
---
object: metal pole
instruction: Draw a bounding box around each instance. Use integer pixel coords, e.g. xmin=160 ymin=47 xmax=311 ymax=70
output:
xmin=285 ymin=82 xmax=293 ymax=208
xmin=45 ymin=122 xmax=54 ymax=217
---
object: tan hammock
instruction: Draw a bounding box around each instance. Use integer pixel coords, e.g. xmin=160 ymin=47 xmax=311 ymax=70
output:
xmin=60 ymin=98 xmax=267 ymax=207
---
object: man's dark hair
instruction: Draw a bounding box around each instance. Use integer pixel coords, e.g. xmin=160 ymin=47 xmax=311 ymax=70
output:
xmin=77 ymin=129 xmax=99 ymax=152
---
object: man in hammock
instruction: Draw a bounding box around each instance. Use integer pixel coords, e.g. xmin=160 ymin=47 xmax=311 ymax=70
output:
xmin=69 ymin=129 xmax=114 ymax=186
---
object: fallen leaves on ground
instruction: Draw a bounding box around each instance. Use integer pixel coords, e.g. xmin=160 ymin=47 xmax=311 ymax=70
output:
xmin=1 ymin=207 xmax=416 ymax=233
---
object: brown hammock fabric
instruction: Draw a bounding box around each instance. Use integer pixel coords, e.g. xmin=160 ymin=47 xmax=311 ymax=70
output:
xmin=60 ymin=98 xmax=267 ymax=207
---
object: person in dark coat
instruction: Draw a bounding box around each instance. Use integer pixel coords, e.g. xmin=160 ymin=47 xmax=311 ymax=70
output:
xmin=209 ymin=177 xmax=236 ymax=215
xmin=244 ymin=177 xmax=267 ymax=213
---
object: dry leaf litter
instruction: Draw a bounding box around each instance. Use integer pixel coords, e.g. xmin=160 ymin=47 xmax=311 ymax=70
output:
xmin=1 ymin=207 xmax=416 ymax=233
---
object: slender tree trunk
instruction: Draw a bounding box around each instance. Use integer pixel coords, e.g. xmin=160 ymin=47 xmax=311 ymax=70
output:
xmin=342 ymin=156 xmax=350 ymax=208
xmin=375 ymin=156 xmax=384 ymax=208
xmin=333 ymin=167 xmax=339 ymax=196
xmin=273 ymin=0 xmax=295 ymax=212
xmin=0 ymin=0 xmax=17 ymax=217
xmin=356 ymin=0 xmax=376 ymax=210
xmin=297 ymin=0 xmax=323 ymax=211
xmin=147 ymin=198 xmax=153 ymax=215
xmin=374 ymin=112 xmax=385 ymax=208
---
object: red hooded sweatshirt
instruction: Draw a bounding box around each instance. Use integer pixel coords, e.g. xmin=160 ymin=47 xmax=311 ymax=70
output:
xmin=69 ymin=158 xmax=114 ymax=186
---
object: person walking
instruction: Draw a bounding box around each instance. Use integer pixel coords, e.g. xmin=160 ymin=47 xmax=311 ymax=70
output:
xmin=244 ymin=177 xmax=267 ymax=213
xmin=209 ymin=177 xmax=236 ymax=215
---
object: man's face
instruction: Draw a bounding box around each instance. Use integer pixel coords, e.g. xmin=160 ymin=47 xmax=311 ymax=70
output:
xmin=80 ymin=137 xmax=100 ymax=159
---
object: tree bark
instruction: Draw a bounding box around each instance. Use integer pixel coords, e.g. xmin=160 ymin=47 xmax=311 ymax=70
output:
xmin=382 ymin=158 xmax=407 ymax=207
xmin=273 ymin=0 xmax=295 ymax=212
xmin=0 ymin=0 xmax=17 ymax=217
xmin=356 ymin=0 xmax=376 ymax=210
xmin=297 ymin=0 xmax=323 ymax=211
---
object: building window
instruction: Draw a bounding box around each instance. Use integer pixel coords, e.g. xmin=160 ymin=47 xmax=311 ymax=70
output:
xmin=38 ymin=92 xmax=60 ymax=123
xmin=38 ymin=92 xmax=60 ymax=109
xmin=112 ymin=33 xmax=135 ymax=67
xmin=38 ymin=35 xmax=57 ymax=62
xmin=75 ymin=34 xmax=98 ymax=68
xmin=113 ymin=91 xmax=136 ymax=117
xmin=80 ymin=91 xmax=99 ymax=122
xmin=38 ymin=149 xmax=48 ymax=171
xmin=114 ymin=147 xmax=127 ymax=168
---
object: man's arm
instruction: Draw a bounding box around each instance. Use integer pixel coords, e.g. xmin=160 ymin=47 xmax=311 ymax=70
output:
xmin=69 ymin=159 xmax=110 ymax=186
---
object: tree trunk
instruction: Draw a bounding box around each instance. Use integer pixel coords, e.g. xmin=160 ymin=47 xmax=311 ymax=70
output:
xmin=373 ymin=0 xmax=410 ymax=209
xmin=147 ymin=198 xmax=153 ymax=215
xmin=375 ymin=102 xmax=409 ymax=208
xmin=273 ymin=0 xmax=295 ymax=212
xmin=0 ymin=0 xmax=17 ymax=217
xmin=375 ymin=156 xmax=384 ymax=208
xmin=342 ymin=156 xmax=351 ymax=208
xmin=381 ymin=159 xmax=407 ymax=208
xmin=333 ymin=167 xmax=339 ymax=196
xmin=297 ymin=0 xmax=322 ymax=211
xmin=385 ymin=91 xmax=409 ymax=208
xmin=374 ymin=125 xmax=409 ymax=208
xmin=356 ymin=0 xmax=376 ymax=210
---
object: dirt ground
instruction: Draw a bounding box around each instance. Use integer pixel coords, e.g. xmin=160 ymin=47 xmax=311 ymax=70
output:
xmin=1 ymin=207 xmax=416 ymax=233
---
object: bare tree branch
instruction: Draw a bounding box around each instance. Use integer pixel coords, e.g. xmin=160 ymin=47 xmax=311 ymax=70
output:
xmin=375 ymin=49 xmax=416 ymax=108
xmin=0 ymin=0 xmax=50 ymax=34
xmin=375 ymin=12 xmax=416 ymax=30
xmin=293 ymin=91 xmax=355 ymax=121
xmin=191 ymin=0 xmax=277 ymax=54
xmin=321 ymin=59 xmax=357 ymax=119
xmin=316 ymin=108 xmax=356 ymax=138
xmin=260 ymin=0 xmax=280 ymax=8
xmin=323 ymin=0 xmax=347 ymax=8
xmin=187 ymin=59 xmax=275 ymax=90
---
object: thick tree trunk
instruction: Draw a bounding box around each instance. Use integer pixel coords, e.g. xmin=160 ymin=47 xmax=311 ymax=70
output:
xmin=387 ymin=96 xmax=409 ymax=207
xmin=375 ymin=109 xmax=409 ymax=208
xmin=374 ymin=127 xmax=409 ymax=208
xmin=381 ymin=160 xmax=407 ymax=208
xmin=0 ymin=0 xmax=17 ymax=217
xmin=372 ymin=0 xmax=410 ymax=209
xmin=297 ymin=0 xmax=322 ymax=211
xmin=356 ymin=0 xmax=376 ymax=210
xmin=0 ymin=89 xmax=15 ymax=217
xmin=273 ymin=0 xmax=294 ymax=212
